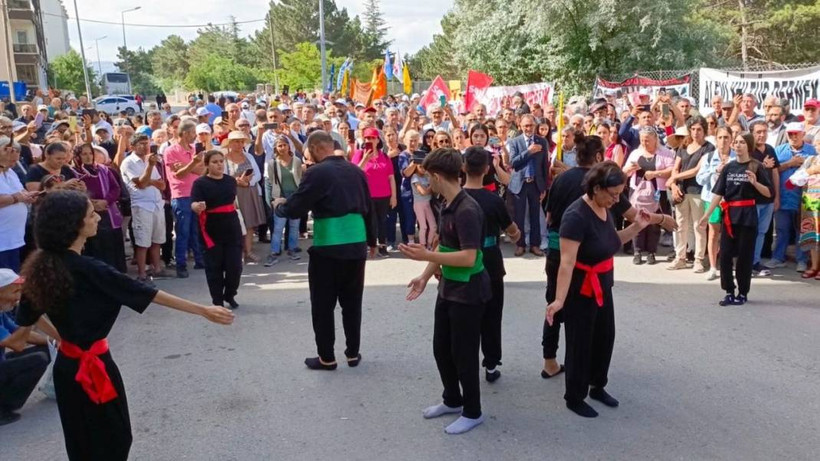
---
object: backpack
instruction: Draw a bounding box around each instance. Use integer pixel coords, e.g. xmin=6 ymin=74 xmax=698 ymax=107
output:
xmin=630 ymin=174 xmax=659 ymax=213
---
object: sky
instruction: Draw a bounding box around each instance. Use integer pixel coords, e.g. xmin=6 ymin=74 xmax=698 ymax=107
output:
xmin=64 ymin=0 xmax=453 ymax=64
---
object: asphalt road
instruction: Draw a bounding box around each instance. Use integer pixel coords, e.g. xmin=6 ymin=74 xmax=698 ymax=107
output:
xmin=2 ymin=241 xmax=819 ymax=460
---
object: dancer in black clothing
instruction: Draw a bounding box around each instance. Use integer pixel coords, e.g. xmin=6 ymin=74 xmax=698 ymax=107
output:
xmin=273 ymin=131 xmax=376 ymax=370
xmin=542 ymin=135 xmax=676 ymax=379
xmin=462 ymin=146 xmax=520 ymax=383
xmin=192 ymin=150 xmax=244 ymax=309
xmin=402 ymin=148 xmax=491 ymax=435
xmin=701 ymin=132 xmax=772 ymax=306
xmin=17 ymin=190 xmax=233 ymax=461
xmin=546 ymin=162 xmax=650 ymax=418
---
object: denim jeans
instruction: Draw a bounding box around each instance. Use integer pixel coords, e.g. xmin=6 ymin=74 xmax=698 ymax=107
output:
xmin=171 ymin=197 xmax=204 ymax=270
xmin=772 ymin=209 xmax=807 ymax=263
xmin=753 ymin=203 xmax=774 ymax=265
xmin=386 ymin=194 xmax=415 ymax=246
xmin=271 ymin=214 xmax=300 ymax=254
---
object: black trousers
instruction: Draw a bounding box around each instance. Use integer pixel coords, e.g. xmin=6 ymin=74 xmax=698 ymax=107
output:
xmin=372 ymin=197 xmax=390 ymax=246
xmin=434 ymin=297 xmax=485 ymax=419
xmin=204 ymin=242 xmax=243 ymax=305
xmin=161 ymin=203 xmax=174 ymax=266
xmin=720 ymin=224 xmax=756 ymax=296
xmin=514 ymin=182 xmax=542 ymax=248
xmin=257 ymin=195 xmax=270 ymax=240
xmin=563 ymin=288 xmax=615 ymax=403
xmin=0 ymin=345 xmax=49 ymax=412
xmin=308 ymin=253 xmax=366 ymax=362
xmin=481 ymin=276 xmax=504 ymax=369
xmin=633 ymin=223 xmax=661 ymax=253
xmin=542 ymin=252 xmax=563 ymax=359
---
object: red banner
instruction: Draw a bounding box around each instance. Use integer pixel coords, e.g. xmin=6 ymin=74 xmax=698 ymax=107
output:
xmin=464 ymin=70 xmax=494 ymax=112
xmin=420 ymin=76 xmax=451 ymax=108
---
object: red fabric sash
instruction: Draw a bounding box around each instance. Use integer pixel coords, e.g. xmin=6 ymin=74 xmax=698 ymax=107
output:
xmin=59 ymin=339 xmax=118 ymax=404
xmin=719 ymin=200 xmax=756 ymax=238
xmin=575 ymin=258 xmax=614 ymax=307
xmin=199 ymin=204 xmax=236 ymax=249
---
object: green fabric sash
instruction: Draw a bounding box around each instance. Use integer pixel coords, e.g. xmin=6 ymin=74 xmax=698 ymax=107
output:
xmin=483 ymin=236 xmax=498 ymax=248
xmin=548 ymin=230 xmax=560 ymax=251
xmin=313 ymin=213 xmax=366 ymax=247
xmin=438 ymin=244 xmax=484 ymax=282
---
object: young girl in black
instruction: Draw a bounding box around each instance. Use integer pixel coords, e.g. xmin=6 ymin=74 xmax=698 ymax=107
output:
xmin=701 ymin=132 xmax=772 ymax=306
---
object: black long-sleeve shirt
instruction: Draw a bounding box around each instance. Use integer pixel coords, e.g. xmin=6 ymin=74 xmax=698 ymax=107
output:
xmin=275 ymin=156 xmax=376 ymax=259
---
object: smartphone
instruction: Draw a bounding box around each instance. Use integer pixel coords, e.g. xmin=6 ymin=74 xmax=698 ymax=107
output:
xmin=34 ymin=112 xmax=44 ymax=128
xmin=194 ymin=142 xmax=205 ymax=154
xmin=68 ymin=115 xmax=77 ymax=131
xmin=242 ymin=169 xmax=253 ymax=177
xmin=488 ymin=136 xmax=500 ymax=147
xmin=661 ymin=104 xmax=670 ymax=118
xmin=659 ymin=87 xmax=666 ymax=95
xmin=734 ymin=88 xmax=743 ymax=96
xmin=150 ymin=145 xmax=158 ymax=154
xmin=221 ymin=110 xmax=229 ymax=119
xmin=263 ymin=122 xmax=279 ymax=130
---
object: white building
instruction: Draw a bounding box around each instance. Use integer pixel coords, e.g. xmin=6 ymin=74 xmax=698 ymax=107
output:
xmin=1 ymin=0 xmax=49 ymax=94
xmin=40 ymin=0 xmax=69 ymax=61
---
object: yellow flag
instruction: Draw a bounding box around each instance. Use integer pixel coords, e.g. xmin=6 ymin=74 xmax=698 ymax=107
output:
xmin=340 ymin=70 xmax=350 ymax=96
xmin=402 ymin=64 xmax=412 ymax=95
xmin=555 ymin=92 xmax=565 ymax=162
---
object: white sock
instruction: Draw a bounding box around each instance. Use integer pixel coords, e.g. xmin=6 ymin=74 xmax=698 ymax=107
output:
xmin=422 ymin=403 xmax=462 ymax=419
xmin=486 ymin=367 xmax=496 ymax=373
xmin=445 ymin=415 xmax=485 ymax=434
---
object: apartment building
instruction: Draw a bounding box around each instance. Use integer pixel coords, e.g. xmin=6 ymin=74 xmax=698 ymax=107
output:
xmin=1 ymin=0 xmax=52 ymax=94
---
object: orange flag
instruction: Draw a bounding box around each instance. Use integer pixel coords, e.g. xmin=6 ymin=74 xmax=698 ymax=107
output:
xmin=371 ymin=64 xmax=387 ymax=101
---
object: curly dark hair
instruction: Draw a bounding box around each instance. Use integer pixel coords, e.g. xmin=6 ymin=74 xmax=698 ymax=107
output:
xmin=21 ymin=190 xmax=90 ymax=314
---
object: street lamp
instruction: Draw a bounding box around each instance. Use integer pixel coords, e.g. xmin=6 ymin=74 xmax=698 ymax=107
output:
xmin=121 ymin=6 xmax=141 ymax=50
xmin=93 ymin=35 xmax=107 ymax=78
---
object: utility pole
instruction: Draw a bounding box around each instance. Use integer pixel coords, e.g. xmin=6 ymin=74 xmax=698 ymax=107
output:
xmin=1 ymin=0 xmax=18 ymax=101
xmin=319 ymin=0 xmax=327 ymax=92
xmin=267 ymin=9 xmax=279 ymax=94
xmin=72 ymin=0 xmax=92 ymax=99
xmin=739 ymin=0 xmax=748 ymax=70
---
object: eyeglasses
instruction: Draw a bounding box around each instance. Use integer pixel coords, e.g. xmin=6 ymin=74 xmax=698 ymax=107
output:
xmin=598 ymin=187 xmax=620 ymax=201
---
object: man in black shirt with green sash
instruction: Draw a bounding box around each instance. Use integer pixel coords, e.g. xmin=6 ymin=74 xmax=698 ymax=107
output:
xmin=273 ymin=131 xmax=376 ymax=370
xmin=401 ymin=148 xmax=490 ymax=435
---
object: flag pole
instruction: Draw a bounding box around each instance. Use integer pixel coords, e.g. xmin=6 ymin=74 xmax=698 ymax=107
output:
xmin=555 ymin=91 xmax=565 ymax=162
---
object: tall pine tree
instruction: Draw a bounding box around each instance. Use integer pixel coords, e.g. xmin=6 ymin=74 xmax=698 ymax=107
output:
xmin=360 ymin=0 xmax=391 ymax=59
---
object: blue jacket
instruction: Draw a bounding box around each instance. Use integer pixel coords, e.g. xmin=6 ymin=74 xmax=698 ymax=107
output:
xmin=508 ymin=134 xmax=548 ymax=195
xmin=774 ymin=142 xmax=817 ymax=210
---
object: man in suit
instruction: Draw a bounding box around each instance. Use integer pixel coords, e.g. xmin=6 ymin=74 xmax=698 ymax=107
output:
xmin=508 ymin=114 xmax=548 ymax=256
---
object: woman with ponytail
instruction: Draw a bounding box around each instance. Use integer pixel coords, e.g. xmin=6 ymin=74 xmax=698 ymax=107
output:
xmin=17 ymin=190 xmax=233 ymax=461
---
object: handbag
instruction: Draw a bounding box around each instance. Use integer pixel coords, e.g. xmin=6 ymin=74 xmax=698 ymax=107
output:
xmin=630 ymin=173 xmax=660 ymax=213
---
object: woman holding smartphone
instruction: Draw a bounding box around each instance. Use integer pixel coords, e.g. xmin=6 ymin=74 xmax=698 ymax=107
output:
xmin=222 ymin=131 xmax=265 ymax=263
xmin=469 ymin=124 xmax=510 ymax=190
xmin=351 ymin=127 xmax=396 ymax=257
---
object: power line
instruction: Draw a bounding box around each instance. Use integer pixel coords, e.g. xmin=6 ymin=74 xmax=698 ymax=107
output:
xmin=38 ymin=11 xmax=265 ymax=28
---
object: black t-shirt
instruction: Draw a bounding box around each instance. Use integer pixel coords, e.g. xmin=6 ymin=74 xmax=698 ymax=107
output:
xmin=559 ymin=198 xmax=621 ymax=294
xmin=712 ymin=159 xmax=772 ymax=229
xmin=437 ymin=190 xmax=491 ymax=305
xmin=17 ymin=252 xmax=157 ymax=349
xmin=676 ymin=143 xmax=715 ymax=194
xmin=465 ymin=188 xmax=513 ymax=280
xmin=751 ymin=144 xmax=780 ymax=205
xmin=24 ymin=164 xmax=75 ymax=185
xmin=191 ymin=175 xmax=243 ymax=245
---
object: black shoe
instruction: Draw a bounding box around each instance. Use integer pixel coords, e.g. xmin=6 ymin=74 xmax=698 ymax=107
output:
xmin=378 ymin=246 xmax=389 ymax=258
xmin=0 ymin=409 xmax=21 ymax=426
xmin=589 ymin=387 xmax=619 ymax=407
xmin=633 ymin=253 xmax=644 ymax=265
xmin=647 ymin=253 xmax=657 ymax=265
xmin=176 ymin=268 xmax=189 ymax=279
xmin=540 ymin=365 xmax=565 ymax=379
xmin=686 ymin=250 xmax=695 ymax=263
xmin=225 ymin=297 xmax=239 ymax=309
xmin=346 ymin=354 xmax=362 ymax=367
xmin=719 ymin=292 xmax=736 ymax=306
xmin=566 ymin=399 xmax=598 ymax=418
xmin=733 ymin=294 xmax=747 ymax=305
xmin=485 ymin=369 xmax=501 ymax=383
xmin=193 ymin=263 xmax=206 ymax=270
xmin=666 ymin=252 xmax=676 ymax=262
xmin=305 ymin=357 xmax=337 ymax=370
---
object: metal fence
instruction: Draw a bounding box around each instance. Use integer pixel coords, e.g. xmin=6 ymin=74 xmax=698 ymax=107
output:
xmin=600 ymin=62 xmax=820 ymax=104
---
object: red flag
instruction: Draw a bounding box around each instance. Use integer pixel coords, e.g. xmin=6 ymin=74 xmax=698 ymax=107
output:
xmin=464 ymin=70 xmax=493 ymax=112
xmin=419 ymin=76 xmax=451 ymax=108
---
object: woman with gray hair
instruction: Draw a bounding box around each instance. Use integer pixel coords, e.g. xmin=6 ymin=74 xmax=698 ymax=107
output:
xmin=0 ymin=137 xmax=38 ymax=272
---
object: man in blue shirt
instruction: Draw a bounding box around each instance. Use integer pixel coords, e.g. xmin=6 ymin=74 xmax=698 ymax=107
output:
xmin=204 ymin=95 xmax=222 ymax=126
xmin=767 ymin=123 xmax=817 ymax=272
xmin=0 ymin=269 xmax=51 ymax=426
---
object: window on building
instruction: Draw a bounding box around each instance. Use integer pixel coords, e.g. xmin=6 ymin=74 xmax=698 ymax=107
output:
xmin=16 ymin=65 xmax=38 ymax=85
xmin=16 ymin=31 xmax=28 ymax=44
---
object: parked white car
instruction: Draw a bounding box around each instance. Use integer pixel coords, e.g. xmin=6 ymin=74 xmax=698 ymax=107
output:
xmin=93 ymin=96 xmax=141 ymax=115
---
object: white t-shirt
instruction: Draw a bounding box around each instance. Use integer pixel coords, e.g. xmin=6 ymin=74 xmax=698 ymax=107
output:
xmin=0 ymin=170 xmax=28 ymax=252
xmin=120 ymin=153 xmax=163 ymax=212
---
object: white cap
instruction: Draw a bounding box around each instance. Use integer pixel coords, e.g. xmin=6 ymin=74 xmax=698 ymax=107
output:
xmin=411 ymin=93 xmax=420 ymax=100
xmin=195 ymin=107 xmax=211 ymax=117
xmin=786 ymin=122 xmax=805 ymax=133
xmin=673 ymin=126 xmax=689 ymax=137
xmin=0 ymin=268 xmax=24 ymax=288
xmin=241 ymin=102 xmax=249 ymax=109
xmin=277 ymin=103 xmax=290 ymax=111
xmin=37 ymin=104 xmax=49 ymax=111
xmin=196 ymin=123 xmax=212 ymax=135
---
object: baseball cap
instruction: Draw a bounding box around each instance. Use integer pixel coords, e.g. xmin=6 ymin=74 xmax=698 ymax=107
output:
xmin=241 ymin=102 xmax=249 ymax=109
xmin=672 ymin=126 xmax=689 ymax=137
xmin=354 ymin=102 xmax=365 ymax=109
xmin=37 ymin=104 xmax=49 ymax=111
xmin=804 ymin=99 xmax=820 ymax=109
xmin=277 ymin=103 xmax=290 ymax=112
xmin=363 ymin=106 xmax=377 ymax=113
xmin=786 ymin=122 xmax=805 ymax=133
xmin=363 ymin=127 xmax=380 ymax=138
xmin=213 ymin=116 xmax=225 ymax=125
xmin=196 ymin=123 xmax=212 ymax=135
xmin=334 ymin=99 xmax=347 ymax=106
xmin=195 ymin=107 xmax=211 ymax=117
xmin=135 ymin=125 xmax=152 ymax=135
xmin=411 ymin=93 xmax=420 ymax=100
xmin=12 ymin=121 xmax=27 ymax=132
xmin=316 ymin=114 xmax=331 ymax=122
xmin=0 ymin=268 xmax=24 ymax=288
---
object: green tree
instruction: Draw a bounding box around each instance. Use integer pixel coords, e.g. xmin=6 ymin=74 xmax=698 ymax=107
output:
xmin=184 ymin=54 xmax=259 ymax=92
xmin=277 ymin=42 xmax=345 ymax=91
xmin=48 ymin=49 xmax=98 ymax=96
xmin=360 ymin=0 xmax=391 ymax=59
xmin=150 ymin=35 xmax=189 ymax=90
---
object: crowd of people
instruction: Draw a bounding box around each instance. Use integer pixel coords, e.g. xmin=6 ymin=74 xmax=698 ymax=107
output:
xmin=1 ymin=81 xmax=818 ymax=454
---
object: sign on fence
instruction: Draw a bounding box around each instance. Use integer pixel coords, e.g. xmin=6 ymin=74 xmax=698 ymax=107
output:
xmin=593 ymin=75 xmax=691 ymax=100
xmin=478 ymin=82 xmax=553 ymax=115
xmin=698 ymin=67 xmax=820 ymax=116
